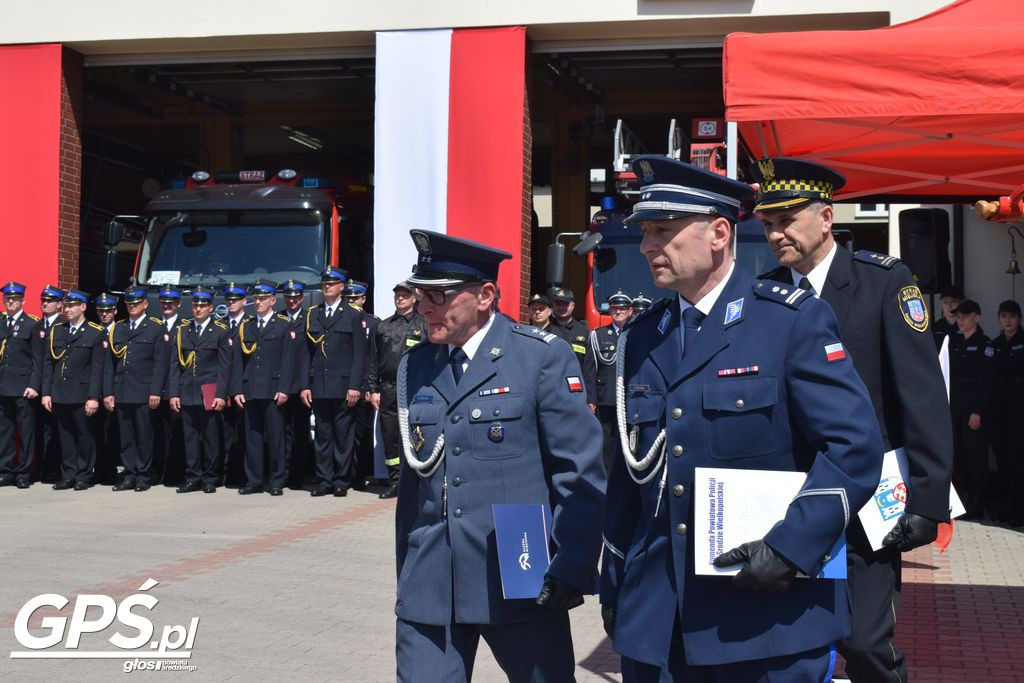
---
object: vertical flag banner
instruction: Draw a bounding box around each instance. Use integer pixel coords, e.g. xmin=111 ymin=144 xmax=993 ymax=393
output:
xmin=373 ymin=27 xmax=526 ymax=314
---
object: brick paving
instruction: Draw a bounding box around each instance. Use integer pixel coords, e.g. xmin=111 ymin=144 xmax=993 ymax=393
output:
xmin=0 ymin=485 xmax=1020 ymax=682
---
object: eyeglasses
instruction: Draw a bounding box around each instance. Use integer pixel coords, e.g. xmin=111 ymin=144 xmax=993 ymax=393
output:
xmin=416 ymin=284 xmax=479 ymax=306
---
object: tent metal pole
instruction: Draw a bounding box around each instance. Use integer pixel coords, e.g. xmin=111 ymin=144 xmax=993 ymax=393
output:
xmin=726 ymin=121 xmax=738 ymax=179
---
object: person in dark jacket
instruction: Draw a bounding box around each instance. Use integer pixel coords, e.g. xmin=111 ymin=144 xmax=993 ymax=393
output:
xmin=280 ymin=279 xmax=313 ymax=490
xmin=588 ymin=290 xmax=632 ymax=472
xmin=169 ymin=286 xmax=232 ymax=494
xmin=0 ymin=281 xmax=43 ymax=489
xmin=986 ymin=299 xmax=1024 ymax=523
xmin=345 ymin=279 xmax=379 ymax=490
xmin=949 ymin=299 xmax=995 ymax=519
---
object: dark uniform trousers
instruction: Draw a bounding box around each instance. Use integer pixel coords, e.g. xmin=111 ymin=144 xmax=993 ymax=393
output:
xmin=352 ymin=312 xmax=380 ymax=485
xmin=396 ymin=315 xmax=605 ymax=682
xmin=0 ymin=312 xmax=42 ymax=480
xmin=765 ymin=249 xmax=954 ymax=683
xmin=950 ymin=329 xmax=994 ymax=516
xmin=601 ymin=268 xmax=883 ymax=679
xmin=44 ymin=322 xmax=106 ymax=485
xmin=232 ymin=314 xmax=296 ymax=490
xmin=302 ymin=302 xmax=367 ymax=490
xmin=36 ymin=316 xmax=63 ymax=481
xmin=223 ymin=318 xmax=247 ymax=486
xmin=105 ymin=317 xmax=169 ymax=485
xmin=283 ymin=311 xmax=312 ymax=489
xmin=91 ymin=323 xmax=119 ymax=484
xmin=170 ymin=319 xmax=232 ymax=487
xmin=589 ymin=324 xmax=622 ymax=473
xmin=987 ymin=329 xmax=1024 ymax=520
xmin=369 ymin=310 xmax=426 ymax=484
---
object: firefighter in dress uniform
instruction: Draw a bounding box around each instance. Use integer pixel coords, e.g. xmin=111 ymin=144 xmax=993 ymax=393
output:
xmin=222 ymin=282 xmax=249 ymax=487
xmin=600 ymin=156 xmax=883 ymax=681
xmin=395 ymin=229 xmax=605 ymax=682
xmin=279 ymin=279 xmax=313 ymax=490
xmin=0 ymin=281 xmax=42 ymax=489
xmin=92 ymin=292 xmax=120 ymax=485
xmin=345 ymin=279 xmax=379 ymax=490
xmin=35 ymin=284 xmax=64 ymax=483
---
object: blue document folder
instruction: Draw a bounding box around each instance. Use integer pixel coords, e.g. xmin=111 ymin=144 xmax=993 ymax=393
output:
xmin=492 ymin=503 xmax=553 ymax=599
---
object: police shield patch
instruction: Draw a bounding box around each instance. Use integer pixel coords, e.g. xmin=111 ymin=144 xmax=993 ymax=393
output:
xmin=898 ymin=285 xmax=929 ymax=333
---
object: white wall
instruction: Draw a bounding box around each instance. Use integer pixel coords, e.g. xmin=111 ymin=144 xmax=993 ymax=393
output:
xmin=962 ymin=208 xmax=1023 ymax=333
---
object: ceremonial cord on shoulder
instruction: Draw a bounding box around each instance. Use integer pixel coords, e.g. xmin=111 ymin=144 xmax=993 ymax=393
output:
xmin=108 ymin=322 xmax=127 ymax=359
xmin=397 ymin=352 xmax=445 ymax=478
xmin=176 ymin=325 xmax=195 ymax=368
xmin=49 ymin=325 xmax=67 ymax=361
xmin=615 ymin=328 xmax=666 ymax=485
xmin=305 ymin=307 xmax=327 ymax=357
xmin=238 ymin=320 xmax=257 ymax=356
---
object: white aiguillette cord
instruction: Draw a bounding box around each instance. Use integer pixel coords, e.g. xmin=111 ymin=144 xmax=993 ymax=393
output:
xmin=397 ymin=353 xmax=446 ymax=478
xmin=615 ymin=329 xmax=667 ymax=487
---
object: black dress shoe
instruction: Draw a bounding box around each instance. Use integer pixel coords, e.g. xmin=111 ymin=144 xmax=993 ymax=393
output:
xmin=268 ymin=487 xmax=284 ymax=496
xmin=53 ymin=479 xmax=74 ymax=490
xmin=333 ymin=485 xmax=348 ymax=497
xmin=74 ymin=481 xmax=92 ymax=491
xmin=113 ymin=479 xmax=136 ymax=491
xmin=0 ymin=474 xmax=15 ymax=486
xmin=135 ymin=483 xmax=152 ymax=492
xmin=351 ymin=478 xmax=367 ymax=492
xmin=15 ymin=478 xmax=31 ymax=489
xmin=378 ymin=484 xmax=399 ymax=499
xmin=238 ymin=485 xmax=261 ymax=495
xmin=310 ymin=484 xmax=333 ymax=497
xmin=203 ymin=483 xmax=217 ymax=493
xmin=176 ymin=481 xmax=202 ymax=493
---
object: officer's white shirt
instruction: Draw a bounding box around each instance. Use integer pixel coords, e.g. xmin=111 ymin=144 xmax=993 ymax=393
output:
xmin=128 ymin=314 xmax=146 ymax=330
xmin=789 ymin=242 xmax=838 ymax=298
xmin=45 ymin=313 xmax=60 ymax=328
xmin=163 ymin=314 xmax=179 ymax=330
xmin=229 ymin=313 xmax=245 ymax=328
xmin=324 ymin=299 xmax=341 ymax=318
xmin=195 ymin=318 xmax=210 ymax=335
xmin=257 ymin=311 xmax=275 ymax=326
xmin=8 ymin=310 xmax=22 ymax=325
xmin=448 ymin=313 xmax=496 ymax=373
xmin=68 ymin=319 xmax=84 ymax=335
xmin=678 ymin=260 xmax=735 ymax=356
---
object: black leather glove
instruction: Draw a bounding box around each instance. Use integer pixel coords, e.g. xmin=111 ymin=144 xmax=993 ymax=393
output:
xmin=713 ymin=539 xmax=798 ymax=593
xmin=601 ymin=605 xmax=616 ymax=639
xmin=882 ymin=512 xmax=938 ymax=551
xmin=535 ymin=574 xmax=585 ymax=611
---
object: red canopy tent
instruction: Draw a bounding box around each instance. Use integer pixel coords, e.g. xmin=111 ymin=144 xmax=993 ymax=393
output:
xmin=724 ymin=0 xmax=1024 ymax=201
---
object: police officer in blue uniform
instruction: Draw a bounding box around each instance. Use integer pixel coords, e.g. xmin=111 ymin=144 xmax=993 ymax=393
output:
xmin=752 ymin=157 xmax=954 ymax=682
xmin=42 ymin=290 xmax=108 ymax=490
xmin=104 ymin=286 xmax=170 ymax=492
xmin=600 ymin=156 xmax=883 ymax=681
xmin=0 ymin=281 xmax=42 ymax=489
xmin=395 ymin=230 xmax=605 ymax=682
xmin=232 ymin=279 xmax=296 ymax=496
xmin=169 ymin=286 xmax=232 ymax=494
xmin=590 ymin=290 xmax=633 ymax=472
xmin=299 ymin=266 xmax=368 ymax=497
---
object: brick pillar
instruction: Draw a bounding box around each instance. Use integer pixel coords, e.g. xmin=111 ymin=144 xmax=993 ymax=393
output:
xmin=58 ymin=47 xmax=84 ymax=290
xmin=520 ymin=60 xmax=533 ymax=322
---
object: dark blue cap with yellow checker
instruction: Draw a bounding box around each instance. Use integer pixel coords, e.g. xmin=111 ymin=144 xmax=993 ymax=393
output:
xmin=40 ymin=284 xmax=64 ymax=300
xmin=344 ymin=280 xmax=368 ymax=297
xmin=408 ymin=230 xmax=511 ymax=287
xmin=123 ymin=286 xmax=146 ymax=303
xmin=320 ymin=266 xmax=348 ymax=283
xmin=252 ymin=279 xmax=277 ymax=296
xmin=2 ymin=281 xmax=26 ymax=296
xmin=749 ymin=157 xmax=846 ymax=212
xmin=190 ymin=286 xmax=214 ymax=302
xmin=626 ymin=156 xmax=754 ymax=224
xmin=607 ymin=290 xmax=633 ymax=307
xmin=278 ymin=279 xmax=305 ymax=296
xmin=94 ymin=292 xmax=118 ymax=309
xmin=158 ymin=286 xmax=182 ymax=302
xmin=63 ymin=289 xmax=90 ymax=305
xmin=224 ymin=282 xmax=247 ymax=300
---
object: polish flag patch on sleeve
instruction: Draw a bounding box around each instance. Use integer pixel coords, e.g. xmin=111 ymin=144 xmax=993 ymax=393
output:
xmin=824 ymin=342 xmax=846 ymax=363
xmin=566 ymin=376 xmax=584 ymax=392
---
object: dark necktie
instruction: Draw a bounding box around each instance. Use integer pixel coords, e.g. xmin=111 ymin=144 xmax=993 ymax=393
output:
xmin=231 ymin=320 xmax=238 ymax=331
xmin=326 ymin=306 xmax=333 ymax=321
xmin=257 ymin=318 xmax=265 ymax=332
xmin=798 ymin=276 xmax=816 ymax=296
xmin=450 ymin=347 xmax=468 ymax=383
xmin=682 ymin=307 xmax=705 ymax=356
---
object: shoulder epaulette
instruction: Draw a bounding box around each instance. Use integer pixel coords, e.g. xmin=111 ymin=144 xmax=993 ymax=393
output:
xmin=626 ymin=297 xmax=671 ymax=330
xmin=149 ymin=316 xmax=163 ymax=324
xmin=853 ymin=250 xmax=900 ymax=269
xmin=178 ymin=318 xmax=192 ymax=326
xmin=276 ymin=314 xmax=290 ymax=322
xmin=87 ymin=321 xmax=103 ymax=331
xmin=25 ymin=312 xmax=39 ymax=321
xmin=752 ymin=280 xmax=813 ymax=309
xmin=213 ymin=320 xmax=228 ymax=330
xmin=511 ymin=324 xmax=557 ymax=344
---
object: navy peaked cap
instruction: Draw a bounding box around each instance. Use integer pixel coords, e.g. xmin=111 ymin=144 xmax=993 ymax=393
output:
xmin=626 ymin=156 xmax=754 ymax=224
xmin=407 ymin=230 xmax=511 ymax=287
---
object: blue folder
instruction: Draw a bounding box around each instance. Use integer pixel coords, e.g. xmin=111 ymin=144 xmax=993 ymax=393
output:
xmin=492 ymin=503 xmax=553 ymax=599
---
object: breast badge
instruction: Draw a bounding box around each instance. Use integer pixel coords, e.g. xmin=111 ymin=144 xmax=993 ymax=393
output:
xmin=412 ymin=425 xmax=425 ymax=453
xmin=488 ymin=423 xmax=505 ymax=443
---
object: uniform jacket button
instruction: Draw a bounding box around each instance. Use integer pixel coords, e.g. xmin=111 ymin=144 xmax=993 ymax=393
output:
xmin=672 ymin=445 xmax=684 ymax=457
xmin=453 ymin=508 xmax=463 ymax=518
xmin=451 ymin=414 xmax=461 ymax=423
xmin=470 ymin=408 xmax=481 ymax=419
xmin=453 ymin=477 xmax=462 ymax=486
xmin=672 ymin=484 xmax=685 ymax=497
xmin=734 ymin=398 xmax=745 ymax=409
xmin=452 ymin=446 xmax=461 ymax=455
xmin=672 ymin=408 xmax=683 ymax=419
xmin=676 ymin=523 xmax=687 ymax=535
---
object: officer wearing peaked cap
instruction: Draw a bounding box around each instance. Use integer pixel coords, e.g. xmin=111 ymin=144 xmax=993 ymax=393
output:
xmin=42 ymin=290 xmax=108 ymax=490
xmin=92 ymin=292 xmax=120 ymax=485
xmin=35 ymin=284 xmax=65 ymax=483
xmin=153 ymin=284 xmax=186 ymax=486
xmin=0 ymin=281 xmax=43 ymax=488
xmin=279 ymin=279 xmax=313 ymax=490
xmin=589 ymin=290 xmax=633 ymax=472
xmin=169 ymin=286 xmax=232 ymax=494
xmin=299 ymin=266 xmax=368 ymax=497
xmin=222 ymin=282 xmax=250 ymax=488
xmin=631 ymin=293 xmax=652 ymax=317
xmin=753 ymin=157 xmax=953 ymax=683
xmin=103 ymin=286 xmax=170 ymax=492
xmin=395 ymin=229 xmax=605 ymax=681
xmin=599 ymin=155 xmax=883 ymax=680
xmin=345 ymin=279 xmax=380 ymax=490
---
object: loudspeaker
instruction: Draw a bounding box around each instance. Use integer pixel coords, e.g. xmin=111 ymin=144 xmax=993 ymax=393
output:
xmin=898 ymin=208 xmax=951 ymax=293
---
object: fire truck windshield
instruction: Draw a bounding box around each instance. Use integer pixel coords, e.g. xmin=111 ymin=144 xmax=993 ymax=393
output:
xmin=592 ymin=243 xmax=675 ymax=311
xmin=137 ymin=209 xmax=326 ymax=287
